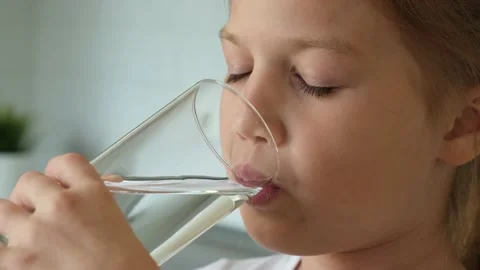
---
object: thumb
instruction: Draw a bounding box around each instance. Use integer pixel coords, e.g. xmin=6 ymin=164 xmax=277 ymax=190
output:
xmin=101 ymin=174 xmax=124 ymax=182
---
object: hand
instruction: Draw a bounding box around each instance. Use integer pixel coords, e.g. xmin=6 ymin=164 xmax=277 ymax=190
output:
xmin=0 ymin=153 xmax=159 ymax=270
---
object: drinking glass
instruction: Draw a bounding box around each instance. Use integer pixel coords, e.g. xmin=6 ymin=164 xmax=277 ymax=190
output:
xmin=90 ymin=79 xmax=279 ymax=266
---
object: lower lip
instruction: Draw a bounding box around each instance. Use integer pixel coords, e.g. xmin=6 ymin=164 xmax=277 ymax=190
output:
xmin=247 ymin=183 xmax=281 ymax=206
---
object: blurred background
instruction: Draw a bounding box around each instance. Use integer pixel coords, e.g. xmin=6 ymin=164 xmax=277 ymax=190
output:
xmin=0 ymin=0 xmax=273 ymax=269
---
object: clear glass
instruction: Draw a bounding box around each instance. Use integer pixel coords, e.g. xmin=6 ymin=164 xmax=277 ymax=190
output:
xmin=89 ymin=79 xmax=279 ymax=265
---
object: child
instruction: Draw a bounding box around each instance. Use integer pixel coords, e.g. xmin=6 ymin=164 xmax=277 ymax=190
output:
xmin=0 ymin=0 xmax=478 ymax=269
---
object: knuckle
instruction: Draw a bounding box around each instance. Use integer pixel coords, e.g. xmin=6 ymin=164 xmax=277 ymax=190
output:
xmin=60 ymin=152 xmax=87 ymax=163
xmin=7 ymin=250 xmax=38 ymax=269
xmin=17 ymin=171 xmax=42 ymax=186
xmin=45 ymin=153 xmax=87 ymax=173
xmin=18 ymin=251 xmax=37 ymax=268
xmin=0 ymin=199 xmax=17 ymax=216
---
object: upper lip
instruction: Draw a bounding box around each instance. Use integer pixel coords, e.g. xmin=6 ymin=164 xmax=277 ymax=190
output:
xmin=235 ymin=177 xmax=266 ymax=188
xmin=233 ymin=164 xmax=282 ymax=189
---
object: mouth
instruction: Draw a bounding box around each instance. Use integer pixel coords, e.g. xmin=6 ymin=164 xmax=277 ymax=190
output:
xmin=233 ymin=164 xmax=282 ymax=206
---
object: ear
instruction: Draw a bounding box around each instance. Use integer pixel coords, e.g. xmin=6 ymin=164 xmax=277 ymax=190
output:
xmin=439 ymin=90 xmax=480 ymax=166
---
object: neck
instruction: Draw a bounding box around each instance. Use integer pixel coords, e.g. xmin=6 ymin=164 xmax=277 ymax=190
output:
xmin=298 ymin=225 xmax=465 ymax=270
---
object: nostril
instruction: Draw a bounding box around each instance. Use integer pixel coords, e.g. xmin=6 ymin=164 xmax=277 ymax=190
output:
xmin=236 ymin=131 xmax=269 ymax=144
xmin=254 ymin=135 xmax=268 ymax=144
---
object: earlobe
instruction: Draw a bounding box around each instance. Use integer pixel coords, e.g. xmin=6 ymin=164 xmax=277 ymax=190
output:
xmin=439 ymin=101 xmax=480 ymax=166
xmin=439 ymin=133 xmax=479 ymax=166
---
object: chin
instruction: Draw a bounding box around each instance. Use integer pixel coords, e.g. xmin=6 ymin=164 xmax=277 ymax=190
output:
xmin=239 ymin=205 xmax=327 ymax=256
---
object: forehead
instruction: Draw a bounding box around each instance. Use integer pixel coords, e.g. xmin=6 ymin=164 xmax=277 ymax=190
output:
xmin=227 ymin=0 xmax=401 ymax=56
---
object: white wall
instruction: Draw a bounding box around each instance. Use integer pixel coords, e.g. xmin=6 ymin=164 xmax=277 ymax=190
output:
xmin=0 ymin=0 xmax=32 ymax=113
xmin=31 ymin=0 xmax=230 ymax=167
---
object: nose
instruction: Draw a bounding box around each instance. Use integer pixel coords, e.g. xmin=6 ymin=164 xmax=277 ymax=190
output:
xmin=234 ymin=107 xmax=271 ymax=145
xmin=233 ymin=77 xmax=286 ymax=147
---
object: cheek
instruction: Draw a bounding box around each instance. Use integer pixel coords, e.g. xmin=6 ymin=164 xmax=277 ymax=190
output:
xmin=287 ymin=88 xmax=437 ymax=239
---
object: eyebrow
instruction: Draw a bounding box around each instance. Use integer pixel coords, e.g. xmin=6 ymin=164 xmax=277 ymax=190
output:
xmin=219 ymin=27 xmax=361 ymax=57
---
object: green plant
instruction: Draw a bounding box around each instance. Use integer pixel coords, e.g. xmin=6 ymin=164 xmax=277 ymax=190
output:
xmin=0 ymin=106 xmax=30 ymax=153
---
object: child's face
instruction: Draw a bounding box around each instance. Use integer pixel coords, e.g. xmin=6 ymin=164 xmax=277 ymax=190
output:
xmin=220 ymin=0 xmax=451 ymax=255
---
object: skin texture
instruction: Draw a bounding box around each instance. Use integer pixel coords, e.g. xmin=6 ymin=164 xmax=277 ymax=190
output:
xmin=0 ymin=1 xmax=478 ymax=269
xmin=219 ymin=0 xmax=477 ymax=269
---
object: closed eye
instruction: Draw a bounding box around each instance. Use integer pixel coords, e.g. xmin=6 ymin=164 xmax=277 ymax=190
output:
xmin=225 ymin=72 xmax=251 ymax=84
xmin=225 ymin=71 xmax=337 ymax=98
xmin=292 ymin=74 xmax=337 ymax=98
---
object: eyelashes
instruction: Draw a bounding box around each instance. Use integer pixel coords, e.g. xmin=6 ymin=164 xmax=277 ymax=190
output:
xmin=225 ymin=72 xmax=251 ymax=84
xmin=225 ymin=72 xmax=337 ymax=98
xmin=291 ymin=74 xmax=336 ymax=98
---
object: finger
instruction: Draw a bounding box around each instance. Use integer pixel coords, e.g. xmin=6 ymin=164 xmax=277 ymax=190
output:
xmin=0 ymin=247 xmax=37 ymax=269
xmin=101 ymin=174 xmax=124 ymax=182
xmin=0 ymin=200 xmax=30 ymax=237
xmin=44 ymin=153 xmax=101 ymax=188
xmin=10 ymin=171 xmax=63 ymax=212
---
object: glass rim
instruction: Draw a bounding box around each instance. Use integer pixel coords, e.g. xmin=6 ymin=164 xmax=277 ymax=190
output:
xmin=91 ymin=78 xmax=280 ymax=183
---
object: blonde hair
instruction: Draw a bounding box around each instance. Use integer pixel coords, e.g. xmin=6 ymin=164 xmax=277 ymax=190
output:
xmin=449 ymin=161 xmax=480 ymax=268
xmin=378 ymin=2 xmax=480 ymax=268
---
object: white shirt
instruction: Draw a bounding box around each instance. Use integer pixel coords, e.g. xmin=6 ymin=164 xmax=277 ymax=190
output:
xmin=195 ymin=255 xmax=301 ymax=270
